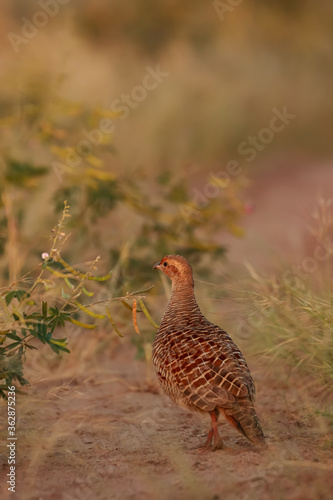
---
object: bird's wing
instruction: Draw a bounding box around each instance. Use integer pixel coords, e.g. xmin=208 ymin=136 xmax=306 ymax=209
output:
xmin=169 ymin=329 xmax=254 ymax=412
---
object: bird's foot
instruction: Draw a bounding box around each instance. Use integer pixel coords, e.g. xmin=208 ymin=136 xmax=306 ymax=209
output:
xmin=200 ymin=429 xmax=225 ymax=451
xmin=211 ymin=436 xmax=224 ymax=451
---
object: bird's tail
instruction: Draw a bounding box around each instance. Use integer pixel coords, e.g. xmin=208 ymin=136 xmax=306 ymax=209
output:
xmin=221 ymin=400 xmax=267 ymax=447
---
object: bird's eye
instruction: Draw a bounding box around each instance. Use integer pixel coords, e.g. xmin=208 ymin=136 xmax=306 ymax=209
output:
xmin=163 ymin=261 xmax=168 ymax=267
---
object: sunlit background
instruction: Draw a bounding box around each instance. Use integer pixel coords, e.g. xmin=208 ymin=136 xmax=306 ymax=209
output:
xmin=0 ymin=1 xmax=333 ymax=499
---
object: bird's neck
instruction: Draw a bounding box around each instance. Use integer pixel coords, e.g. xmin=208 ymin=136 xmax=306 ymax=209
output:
xmin=161 ymin=281 xmax=203 ymax=324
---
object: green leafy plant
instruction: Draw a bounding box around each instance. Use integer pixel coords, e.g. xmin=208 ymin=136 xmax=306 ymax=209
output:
xmin=0 ymin=202 xmax=158 ymax=400
xmin=0 ymin=67 xmax=245 ymax=289
xmin=0 ymin=66 xmax=247 ymax=395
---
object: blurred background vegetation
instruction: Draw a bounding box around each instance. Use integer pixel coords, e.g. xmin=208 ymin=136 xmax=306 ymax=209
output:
xmin=0 ymin=0 xmax=332 ymax=398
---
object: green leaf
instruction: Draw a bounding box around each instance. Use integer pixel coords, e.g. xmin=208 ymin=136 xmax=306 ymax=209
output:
xmin=5 ymin=290 xmax=30 ymax=306
xmin=42 ymin=258 xmax=61 ymax=269
xmin=56 ymin=345 xmax=70 ymax=354
xmin=138 ymin=299 xmax=159 ymax=329
xmin=50 ymin=338 xmax=68 ymax=347
xmin=61 ymin=288 xmax=71 ymax=299
xmin=49 ymin=343 xmax=59 ymax=354
xmin=82 ymin=287 xmax=94 ymax=297
xmin=42 ymin=301 xmax=48 ymax=319
xmin=65 ymin=278 xmax=75 ymax=290
xmin=55 ymin=258 xmax=111 ymax=282
xmin=48 ymin=307 xmax=70 ymax=332
xmin=121 ymin=300 xmax=133 ymax=311
xmin=45 ymin=266 xmax=70 ymax=278
xmin=5 ymin=341 xmax=21 ymax=350
xmin=68 ymin=318 xmax=97 ymax=329
xmin=50 ymin=339 xmax=70 ymax=353
xmin=26 ymin=344 xmax=37 ymax=350
xmin=6 ymin=332 xmax=22 ymax=342
xmin=87 ymin=272 xmax=112 ymax=282
xmin=106 ymin=308 xmax=124 ymax=337
xmin=74 ymin=301 xmax=106 ymax=319
xmin=37 ymin=321 xmax=47 ymax=336
xmin=5 ymin=159 xmax=48 ymax=186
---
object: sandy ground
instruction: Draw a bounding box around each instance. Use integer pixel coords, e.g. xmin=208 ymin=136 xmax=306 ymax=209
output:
xmin=223 ymin=162 xmax=333 ymax=271
xmin=0 ymin=342 xmax=332 ymax=500
xmin=1 ymin=163 xmax=333 ymax=500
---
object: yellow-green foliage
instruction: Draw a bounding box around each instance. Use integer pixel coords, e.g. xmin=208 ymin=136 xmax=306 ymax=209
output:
xmin=0 ymin=66 xmax=246 ymax=288
xmin=0 ymin=36 xmax=247 ymax=400
xmin=0 ymin=203 xmax=162 ymax=399
xmin=240 ymin=201 xmax=333 ymax=387
xmin=246 ymin=270 xmax=333 ymax=384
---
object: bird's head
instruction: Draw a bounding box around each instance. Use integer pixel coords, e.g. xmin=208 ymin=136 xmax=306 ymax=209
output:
xmin=153 ymin=254 xmax=194 ymax=287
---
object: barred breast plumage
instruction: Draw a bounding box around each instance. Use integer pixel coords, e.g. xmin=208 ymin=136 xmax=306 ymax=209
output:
xmin=152 ymin=254 xmax=266 ymax=450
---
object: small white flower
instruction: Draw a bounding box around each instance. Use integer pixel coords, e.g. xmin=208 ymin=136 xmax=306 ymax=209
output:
xmin=42 ymin=252 xmax=49 ymax=260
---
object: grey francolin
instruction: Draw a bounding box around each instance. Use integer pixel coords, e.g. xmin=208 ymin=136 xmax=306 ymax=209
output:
xmin=152 ymin=254 xmax=266 ymax=450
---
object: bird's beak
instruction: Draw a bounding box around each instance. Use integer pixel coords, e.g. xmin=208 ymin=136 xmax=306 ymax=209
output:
xmin=153 ymin=261 xmax=161 ymax=270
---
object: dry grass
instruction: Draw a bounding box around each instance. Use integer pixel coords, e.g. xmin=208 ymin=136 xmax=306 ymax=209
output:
xmin=227 ymin=202 xmax=333 ymax=445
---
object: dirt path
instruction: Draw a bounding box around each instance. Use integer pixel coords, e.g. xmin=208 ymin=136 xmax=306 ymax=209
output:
xmin=223 ymin=162 xmax=333 ymax=271
xmin=0 ymin=341 xmax=332 ymax=500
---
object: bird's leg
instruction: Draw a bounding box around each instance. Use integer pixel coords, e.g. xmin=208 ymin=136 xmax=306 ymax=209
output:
xmin=211 ymin=409 xmax=224 ymax=450
xmin=203 ymin=427 xmax=214 ymax=449
xmin=203 ymin=409 xmax=223 ymax=451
